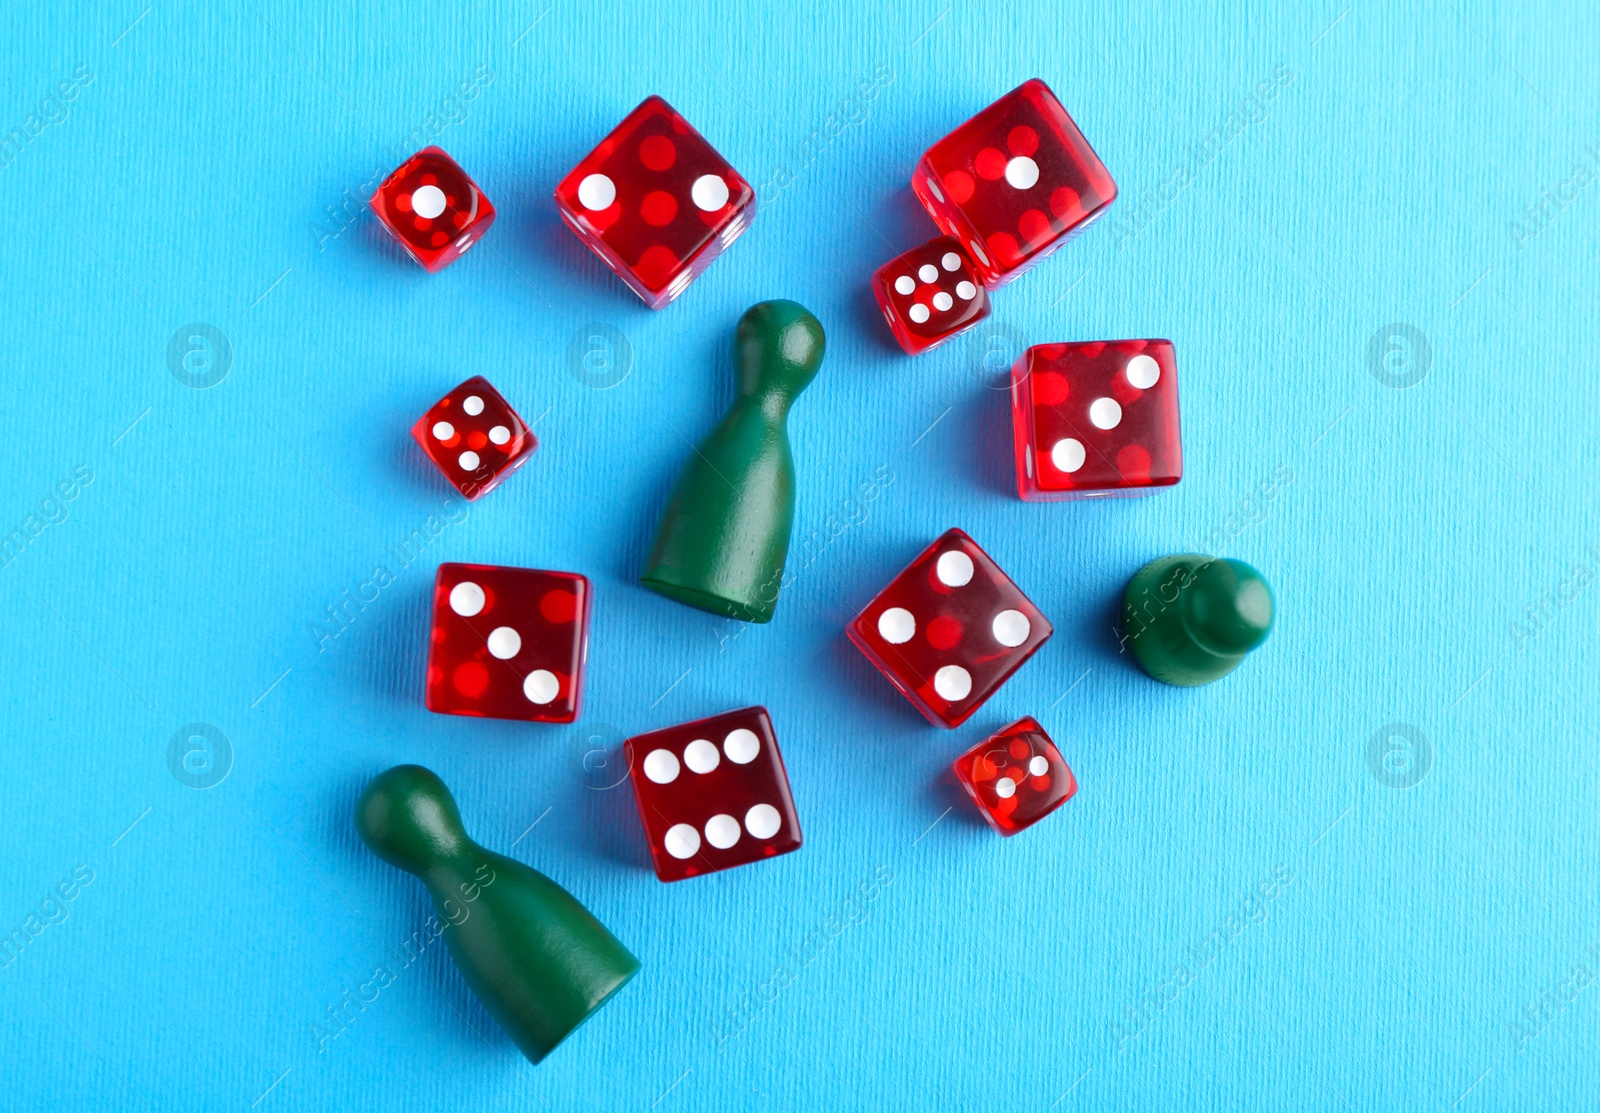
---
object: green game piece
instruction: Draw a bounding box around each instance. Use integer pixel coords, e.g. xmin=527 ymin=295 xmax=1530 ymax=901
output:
xmin=1121 ymin=555 xmax=1274 ymax=686
xmin=641 ymin=300 xmax=826 ymax=623
xmin=354 ymin=765 xmax=639 ymax=1064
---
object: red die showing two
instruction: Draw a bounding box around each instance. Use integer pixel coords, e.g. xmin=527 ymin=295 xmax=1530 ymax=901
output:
xmin=555 ymin=96 xmax=754 ymax=309
xmin=411 ymin=376 xmax=537 ymax=500
xmin=912 ymin=79 xmax=1116 ymax=288
xmin=370 ymin=147 xmax=496 ymax=273
xmin=848 ymin=529 xmax=1052 ymax=728
xmin=953 ymin=717 xmax=1077 ymax=836
xmin=626 ymin=706 xmax=802 ymax=882
xmin=425 ymin=563 xmax=590 ymax=724
xmin=871 ymin=236 xmax=990 ymax=355
xmin=1011 ymin=340 xmax=1181 ymax=500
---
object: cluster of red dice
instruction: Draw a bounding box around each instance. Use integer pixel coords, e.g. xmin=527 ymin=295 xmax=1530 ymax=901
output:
xmin=367 ymin=86 xmax=1154 ymax=884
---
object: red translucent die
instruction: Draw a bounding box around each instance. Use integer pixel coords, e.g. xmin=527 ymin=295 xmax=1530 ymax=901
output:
xmin=953 ymin=717 xmax=1076 ymax=836
xmin=871 ymin=236 xmax=991 ymax=355
xmin=848 ymin=529 xmax=1053 ymax=728
xmin=424 ymin=563 xmax=590 ymax=724
xmin=370 ymin=147 xmax=496 ymax=273
xmin=411 ymin=376 xmax=536 ymax=500
xmin=625 ymin=706 xmax=802 ymax=882
xmin=554 ymin=96 xmax=755 ymax=309
xmin=912 ymin=79 xmax=1116 ymax=288
xmin=1012 ymin=340 xmax=1181 ymax=500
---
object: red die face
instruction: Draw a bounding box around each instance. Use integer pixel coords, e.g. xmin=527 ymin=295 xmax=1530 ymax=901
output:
xmin=953 ymin=717 xmax=1076 ymax=836
xmin=1012 ymin=340 xmax=1181 ymax=501
xmin=554 ymin=96 xmax=755 ymax=309
xmin=848 ymin=529 xmax=1053 ymax=728
xmin=370 ymin=147 xmax=496 ymax=273
xmin=871 ymin=236 xmax=990 ymax=356
xmin=912 ymin=79 xmax=1116 ymax=288
xmin=625 ymin=706 xmax=802 ymax=882
xmin=410 ymin=376 xmax=537 ymax=500
xmin=425 ymin=563 xmax=589 ymax=724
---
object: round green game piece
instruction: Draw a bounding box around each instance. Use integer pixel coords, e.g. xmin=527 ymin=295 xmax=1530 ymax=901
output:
xmin=1122 ymin=555 xmax=1274 ymax=686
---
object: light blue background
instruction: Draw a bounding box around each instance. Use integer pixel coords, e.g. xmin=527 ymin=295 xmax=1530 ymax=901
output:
xmin=2 ymin=2 xmax=1597 ymax=1109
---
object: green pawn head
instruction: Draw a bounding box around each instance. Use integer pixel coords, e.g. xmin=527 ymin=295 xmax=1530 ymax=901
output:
xmin=1181 ymin=559 xmax=1274 ymax=658
xmin=733 ymin=300 xmax=825 ymax=409
xmin=355 ymin=764 xmax=472 ymax=875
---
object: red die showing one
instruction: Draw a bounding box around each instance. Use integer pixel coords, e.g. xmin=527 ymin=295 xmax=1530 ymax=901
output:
xmin=625 ymin=706 xmax=801 ymax=882
xmin=1011 ymin=340 xmax=1181 ymax=501
xmin=912 ymin=79 xmax=1116 ymax=288
xmin=871 ymin=236 xmax=990 ymax=355
xmin=554 ymin=96 xmax=754 ymax=309
xmin=370 ymin=147 xmax=496 ymax=273
xmin=425 ymin=563 xmax=590 ymax=724
xmin=848 ymin=529 xmax=1053 ymax=728
xmin=411 ymin=376 xmax=537 ymax=500
xmin=953 ymin=717 xmax=1077 ymax=836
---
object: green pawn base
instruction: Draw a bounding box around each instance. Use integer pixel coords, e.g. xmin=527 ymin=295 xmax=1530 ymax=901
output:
xmin=355 ymin=765 xmax=639 ymax=1064
xmin=1122 ymin=555 xmax=1274 ymax=686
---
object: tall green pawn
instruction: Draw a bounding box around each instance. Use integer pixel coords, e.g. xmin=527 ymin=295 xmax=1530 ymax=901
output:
xmin=354 ymin=765 xmax=639 ymax=1064
xmin=641 ymin=300 xmax=825 ymax=623
xmin=1122 ymin=555 xmax=1274 ymax=686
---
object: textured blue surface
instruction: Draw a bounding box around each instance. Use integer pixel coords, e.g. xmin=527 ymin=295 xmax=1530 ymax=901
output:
xmin=3 ymin=2 xmax=1598 ymax=1110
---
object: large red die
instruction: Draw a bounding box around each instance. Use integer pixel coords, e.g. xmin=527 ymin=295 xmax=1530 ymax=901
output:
xmin=953 ymin=717 xmax=1077 ymax=836
xmin=871 ymin=236 xmax=990 ymax=355
xmin=425 ymin=563 xmax=589 ymax=724
xmin=410 ymin=376 xmax=536 ymax=500
xmin=848 ymin=529 xmax=1053 ymax=728
xmin=1011 ymin=340 xmax=1181 ymax=500
xmin=554 ymin=96 xmax=754 ymax=309
xmin=912 ymin=79 xmax=1115 ymax=288
xmin=370 ymin=147 xmax=496 ymax=272
xmin=625 ymin=706 xmax=801 ymax=882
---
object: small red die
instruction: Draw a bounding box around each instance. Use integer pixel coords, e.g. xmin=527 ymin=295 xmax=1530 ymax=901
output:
xmin=554 ymin=96 xmax=754 ymax=309
xmin=848 ymin=529 xmax=1053 ymax=728
xmin=953 ymin=717 xmax=1076 ymax=836
xmin=871 ymin=236 xmax=990 ymax=355
xmin=411 ymin=376 xmax=536 ymax=500
xmin=912 ymin=79 xmax=1115 ymax=288
xmin=1011 ymin=340 xmax=1181 ymax=500
xmin=370 ymin=147 xmax=496 ymax=273
xmin=625 ymin=706 xmax=802 ymax=882
xmin=425 ymin=563 xmax=590 ymax=724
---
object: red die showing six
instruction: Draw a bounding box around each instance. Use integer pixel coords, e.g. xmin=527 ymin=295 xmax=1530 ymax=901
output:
xmin=411 ymin=376 xmax=537 ymax=501
xmin=912 ymin=79 xmax=1116 ymax=288
xmin=1011 ymin=340 xmax=1181 ymax=501
xmin=555 ymin=96 xmax=754 ymax=309
xmin=370 ymin=147 xmax=496 ymax=273
xmin=625 ymin=706 xmax=802 ymax=882
xmin=848 ymin=529 xmax=1053 ymax=728
xmin=953 ymin=717 xmax=1076 ymax=836
xmin=871 ymin=236 xmax=990 ymax=355
xmin=425 ymin=563 xmax=590 ymax=724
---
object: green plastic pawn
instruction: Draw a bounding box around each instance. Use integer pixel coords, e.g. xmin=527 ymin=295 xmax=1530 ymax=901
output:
xmin=1122 ymin=555 xmax=1274 ymax=686
xmin=641 ymin=300 xmax=826 ymax=623
xmin=354 ymin=765 xmax=639 ymax=1064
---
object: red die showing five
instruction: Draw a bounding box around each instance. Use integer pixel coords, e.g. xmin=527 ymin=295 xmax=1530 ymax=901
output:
xmin=626 ymin=706 xmax=802 ymax=882
xmin=370 ymin=147 xmax=496 ymax=273
xmin=912 ymin=79 xmax=1116 ymax=288
xmin=871 ymin=236 xmax=990 ymax=355
xmin=953 ymin=717 xmax=1076 ymax=836
xmin=1011 ymin=340 xmax=1181 ymax=500
xmin=411 ymin=376 xmax=537 ymax=501
xmin=555 ymin=96 xmax=754 ymax=309
xmin=848 ymin=529 xmax=1053 ymax=728
xmin=425 ymin=563 xmax=590 ymax=724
